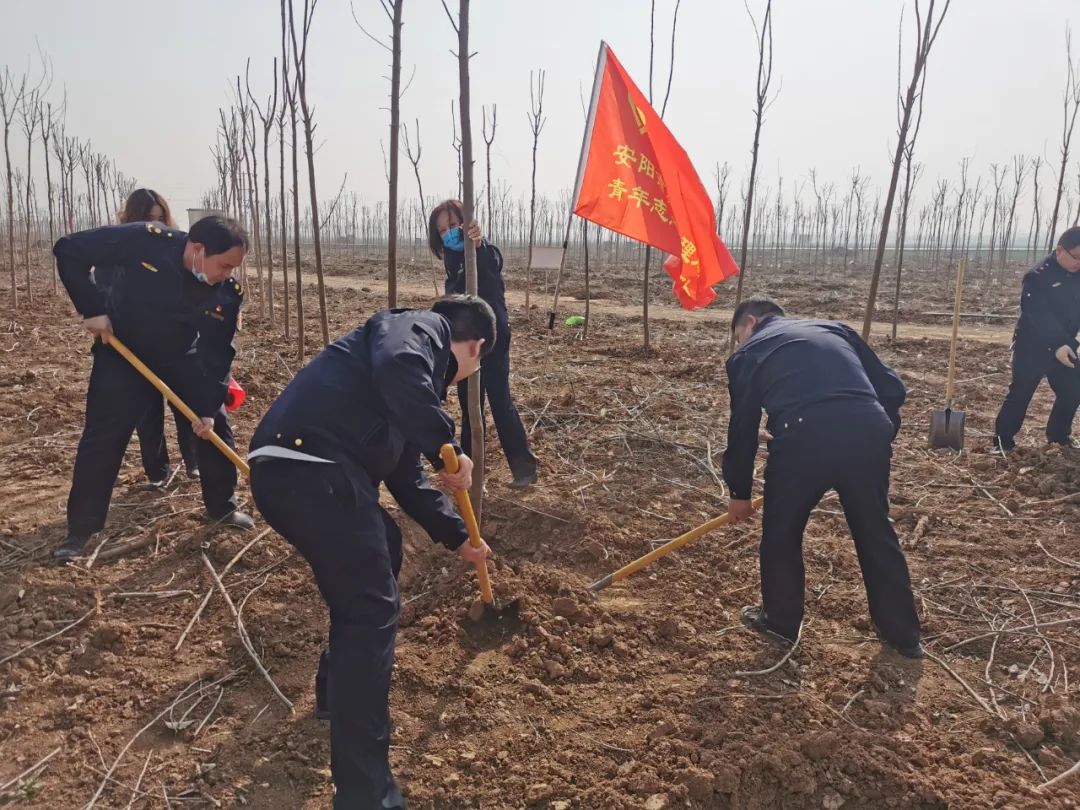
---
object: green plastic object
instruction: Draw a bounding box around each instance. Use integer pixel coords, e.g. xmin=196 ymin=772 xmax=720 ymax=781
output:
xmin=564 ymin=315 xmax=586 ymax=327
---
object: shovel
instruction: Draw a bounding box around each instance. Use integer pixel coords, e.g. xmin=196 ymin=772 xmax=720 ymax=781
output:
xmin=928 ymin=259 xmax=966 ymax=451
xmin=588 ymin=496 xmax=764 ymax=593
xmin=108 ymin=335 xmax=251 ymax=476
xmin=439 ymin=444 xmax=494 ymax=605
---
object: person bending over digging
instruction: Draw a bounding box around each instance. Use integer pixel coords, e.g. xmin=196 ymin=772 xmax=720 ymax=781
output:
xmin=53 ymin=216 xmax=254 ymax=561
xmin=428 ymin=199 xmax=539 ymax=489
xmin=722 ymin=296 xmax=923 ymax=659
xmin=992 ymin=225 xmax=1080 ymax=453
xmin=247 ymin=295 xmax=494 ymax=810
xmin=101 ymin=187 xmax=202 ymax=486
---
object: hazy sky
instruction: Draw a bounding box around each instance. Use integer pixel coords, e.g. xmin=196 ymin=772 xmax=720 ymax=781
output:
xmin=3 ymin=0 xmax=1079 ymax=231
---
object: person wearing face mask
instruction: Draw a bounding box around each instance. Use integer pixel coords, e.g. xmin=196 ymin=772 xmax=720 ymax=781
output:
xmin=428 ymin=199 xmax=539 ymax=489
xmin=53 ymin=215 xmax=254 ymax=561
xmin=100 ymin=188 xmax=201 ymax=486
xmin=247 ymin=295 xmax=495 ymax=810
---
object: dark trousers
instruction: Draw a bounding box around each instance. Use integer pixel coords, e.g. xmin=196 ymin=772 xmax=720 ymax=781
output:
xmin=251 ymin=459 xmax=402 ymax=810
xmin=458 ymin=342 xmax=537 ymax=477
xmin=137 ymin=396 xmax=198 ymax=480
xmin=994 ymin=342 xmax=1080 ymax=446
xmin=759 ymin=407 xmax=920 ymax=648
xmin=67 ymin=348 xmax=238 ymax=536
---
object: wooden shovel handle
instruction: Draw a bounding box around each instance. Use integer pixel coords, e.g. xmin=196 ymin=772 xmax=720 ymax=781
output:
xmin=945 ymin=259 xmax=966 ymax=406
xmin=109 ymin=336 xmax=250 ymax=477
xmin=440 ymin=444 xmax=494 ymax=604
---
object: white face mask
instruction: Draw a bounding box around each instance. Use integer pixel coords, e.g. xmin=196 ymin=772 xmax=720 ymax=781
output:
xmin=192 ymin=249 xmax=211 ymax=285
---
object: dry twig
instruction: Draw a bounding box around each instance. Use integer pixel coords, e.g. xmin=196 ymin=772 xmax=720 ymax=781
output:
xmin=200 ymin=553 xmax=294 ymax=712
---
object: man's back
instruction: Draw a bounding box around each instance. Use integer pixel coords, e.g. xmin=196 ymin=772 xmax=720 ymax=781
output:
xmin=727 ymin=317 xmax=904 ymax=431
xmin=251 ymin=309 xmax=455 ymax=480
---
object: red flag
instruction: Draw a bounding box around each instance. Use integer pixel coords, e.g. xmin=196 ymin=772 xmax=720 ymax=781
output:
xmin=572 ymin=43 xmax=740 ymax=309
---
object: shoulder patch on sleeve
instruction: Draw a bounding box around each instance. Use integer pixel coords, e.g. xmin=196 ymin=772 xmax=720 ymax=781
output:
xmin=145 ymin=222 xmax=183 ymax=239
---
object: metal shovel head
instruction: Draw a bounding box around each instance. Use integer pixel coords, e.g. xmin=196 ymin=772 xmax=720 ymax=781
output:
xmin=928 ymin=407 xmax=965 ymax=450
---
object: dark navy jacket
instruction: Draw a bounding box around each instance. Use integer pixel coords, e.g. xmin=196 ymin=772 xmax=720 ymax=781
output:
xmin=250 ymin=309 xmax=468 ymax=550
xmin=55 ymin=222 xmax=241 ymax=416
xmin=444 ymin=242 xmax=509 ymax=352
xmin=722 ymin=317 xmax=907 ymax=500
xmin=1015 ymin=254 xmax=1080 ymax=354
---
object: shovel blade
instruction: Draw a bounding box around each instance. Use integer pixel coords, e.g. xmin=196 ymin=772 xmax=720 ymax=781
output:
xmin=928 ymin=408 xmax=965 ymax=450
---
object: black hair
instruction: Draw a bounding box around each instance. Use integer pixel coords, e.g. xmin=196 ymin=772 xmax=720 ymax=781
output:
xmin=188 ymin=215 xmax=250 ymax=256
xmin=428 ymin=199 xmax=464 ymax=259
xmin=1058 ymin=226 xmax=1080 ymax=253
xmin=431 ymin=294 xmax=497 ymax=356
xmin=731 ymin=295 xmax=785 ymax=333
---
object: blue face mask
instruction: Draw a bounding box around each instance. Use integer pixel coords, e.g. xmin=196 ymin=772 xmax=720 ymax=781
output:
xmin=192 ymin=250 xmax=211 ymax=285
xmin=441 ymin=227 xmax=465 ymax=252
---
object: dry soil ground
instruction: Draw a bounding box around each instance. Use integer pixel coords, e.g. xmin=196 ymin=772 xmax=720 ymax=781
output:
xmin=0 ymin=255 xmax=1078 ymax=809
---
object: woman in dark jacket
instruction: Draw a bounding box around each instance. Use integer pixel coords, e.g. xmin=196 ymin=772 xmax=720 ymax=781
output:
xmin=428 ymin=199 xmax=538 ymax=488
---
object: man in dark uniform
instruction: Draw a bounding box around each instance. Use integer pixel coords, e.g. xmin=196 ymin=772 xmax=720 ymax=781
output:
xmin=95 ymin=251 xmax=200 ymax=485
xmin=992 ymin=226 xmax=1080 ymax=452
xmin=54 ymin=216 xmax=254 ymax=560
xmin=429 ymin=200 xmax=539 ymax=488
xmin=722 ymin=297 xmax=922 ymax=658
xmin=248 ymin=295 xmax=495 ymax=810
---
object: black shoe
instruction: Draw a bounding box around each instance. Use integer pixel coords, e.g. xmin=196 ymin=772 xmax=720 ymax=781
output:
xmin=740 ymin=605 xmax=797 ymax=646
xmin=207 ymin=510 xmax=255 ymax=530
xmin=1049 ymin=436 xmax=1080 ymax=450
xmin=186 ymin=465 xmax=201 ymax=480
xmin=869 ymin=620 xmax=925 ymax=659
xmin=508 ymin=469 xmax=538 ymax=489
xmin=886 ymin=640 xmax=925 ymax=659
xmin=382 ymin=778 xmax=406 ymax=809
xmin=53 ymin=533 xmax=90 ymax=562
xmin=142 ymin=468 xmax=171 ymax=490
xmin=991 ymin=435 xmax=1014 ymax=454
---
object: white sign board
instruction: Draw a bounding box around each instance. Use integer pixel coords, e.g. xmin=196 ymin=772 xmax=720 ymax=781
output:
xmin=529 ymin=246 xmax=565 ymax=270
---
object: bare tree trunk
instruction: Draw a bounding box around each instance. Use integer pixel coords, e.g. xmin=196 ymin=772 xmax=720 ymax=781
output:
xmin=526 ymin=70 xmax=546 ymax=314
xmin=987 ymin=163 xmax=1003 ymax=272
xmin=445 ymin=0 xmax=485 ymax=516
xmin=861 ymin=0 xmax=951 ymax=340
xmin=237 ymin=75 xmax=264 ymax=317
xmin=1029 ymin=155 xmax=1043 ymax=259
xmin=403 ymin=119 xmax=439 ymax=296
xmin=388 ymin=0 xmax=403 ymax=307
xmin=20 ymin=88 xmax=39 ymax=304
xmin=282 ymin=0 xmax=303 ymax=355
xmin=41 ymin=102 xmax=56 ymax=293
xmin=249 ymin=59 xmax=279 ymax=327
xmin=891 ymin=154 xmax=921 ymax=341
xmin=277 ymin=107 xmax=290 ymax=338
xmin=289 ymin=0 xmax=328 ymax=345
xmin=1046 ymin=29 xmax=1080 ymax=250
xmin=0 ymin=69 xmax=26 ymax=307
xmin=482 ymin=104 xmax=496 ymax=243
xmin=731 ymin=0 xmax=774 ymax=347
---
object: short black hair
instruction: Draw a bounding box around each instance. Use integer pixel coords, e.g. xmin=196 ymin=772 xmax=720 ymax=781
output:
xmin=431 ymin=294 xmax=497 ymax=355
xmin=188 ymin=216 xmax=250 ymax=256
xmin=1059 ymin=226 xmax=1080 ymax=252
xmin=731 ymin=295 xmax=785 ymax=332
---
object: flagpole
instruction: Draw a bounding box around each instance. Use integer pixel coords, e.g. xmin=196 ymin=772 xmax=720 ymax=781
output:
xmin=548 ymin=41 xmax=608 ymax=330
